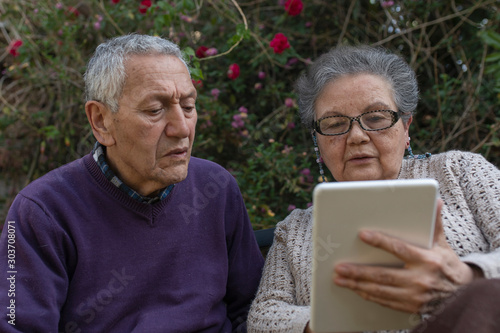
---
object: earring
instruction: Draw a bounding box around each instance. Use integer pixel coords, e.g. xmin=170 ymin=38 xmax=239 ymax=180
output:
xmin=406 ymin=137 xmax=415 ymax=158
xmin=312 ymin=132 xmax=327 ymax=183
xmin=405 ymin=136 xmax=432 ymax=160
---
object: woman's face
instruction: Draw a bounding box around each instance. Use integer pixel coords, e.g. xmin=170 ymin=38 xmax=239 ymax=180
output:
xmin=315 ymin=74 xmax=411 ymax=182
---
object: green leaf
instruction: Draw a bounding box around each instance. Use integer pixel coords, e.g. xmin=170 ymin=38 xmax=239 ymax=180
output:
xmin=480 ymin=30 xmax=500 ymax=50
xmin=235 ymin=23 xmax=250 ymax=40
xmin=183 ymin=47 xmax=195 ymax=57
xmin=485 ymin=52 xmax=500 ymax=63
xmin=190 ymin=67 xmax=204 ymax=80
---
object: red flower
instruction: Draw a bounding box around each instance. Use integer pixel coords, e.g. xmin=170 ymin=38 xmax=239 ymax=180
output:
xmin=227 ymin=63 xmax=240 ymax=80
xmin=8 ymin=40 xmax=23 ymax=57
xmin=111 ymin=0 xmax=120 ymax=3
xmin=139 ymin=0 xmax=152 ymax=14
xmin=269 ymin=33 xmax=290 ymax=54
xmin=192 ymin=79 xmax=203 ymax=89
xmin=67 ymin=6 xmax=80 ymax=17
xmin=195 ymin=46 xmax=208 ymax=58
xmin=284 ymin=0 xmax=303 ymax=16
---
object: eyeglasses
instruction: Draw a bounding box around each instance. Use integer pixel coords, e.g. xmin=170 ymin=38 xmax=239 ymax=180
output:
xmin=313 ymin=110 xmax=401 ymax=136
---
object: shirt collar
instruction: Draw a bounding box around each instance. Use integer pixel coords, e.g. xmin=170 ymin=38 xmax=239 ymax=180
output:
xmin=92 ymin=142 xmax=174 ymax=204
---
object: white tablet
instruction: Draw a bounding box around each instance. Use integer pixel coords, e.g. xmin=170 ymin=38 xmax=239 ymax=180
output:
xmin=310 ymin=178 xmax=439 ymax=333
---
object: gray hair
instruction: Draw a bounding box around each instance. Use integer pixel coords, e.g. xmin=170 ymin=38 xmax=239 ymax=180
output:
xmin=84 ymin=34 xmax=189 ymax=112
xmin=295 ymin=45 xmax=418 ymax=130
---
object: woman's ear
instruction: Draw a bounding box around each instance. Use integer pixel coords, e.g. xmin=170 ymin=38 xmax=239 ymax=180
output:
xmin=403 ymin=115 xmax=413 ymax=136
xmin=404 ymin=115 xmax=413 ymax=133
xmin=85 ymin=101 xmax=116 ymax=147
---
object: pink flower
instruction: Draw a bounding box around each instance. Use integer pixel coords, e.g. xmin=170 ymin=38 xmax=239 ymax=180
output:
xmin=180 ymin=14 xmax=193 ymax=23
xmin=285 ymin=97 xmax=294 ymax=108
xmin=55 ymin=3 xmax=63 ymax=9
xmin=111 ymin=0 xmax=120 ymax=3
xmin=286 ymin=57 xmax=298 ymax=67
xmin=238 ymin=106 xmax=248 ymax=113
xmin=284 ymin=0 xmax=303 ymax=16
xmin=288 ymin=204 xmax=296 ymax=211
xmin=231 ymin=114 xmax=245 ymax=128
xmin=287 ymin=122 xmax=296 ymax=129
xmin=139 ymin=0 xmax=152 ymax=14
xmin=305 ymin=21 xmax=312 ymax=28
xmin=227 ymin=63 xmax=240 ymax=80
xmin=8 ymin=40 xmax=23 ymax=57
xmin=258 ymin=71 xmax=266 ymax=79
xmin=269 ymin=33 xmax=290 ymax=54
xmin=211 ymin=88 xmax=220 ymax=100
xmin=93 ymin=22 xmax=101 ymax=30
xmin=195 ymin=46 xmax=208 ymax=58
xmin=205 ymin=47 xmax=218 ymax=56
xmin=381 ymin=1 xmax=394 ymax=8
xmin=300 ymin=168 xmax=311 ymax=176
xmin=281 ymin=145 xmax=293 ymax=154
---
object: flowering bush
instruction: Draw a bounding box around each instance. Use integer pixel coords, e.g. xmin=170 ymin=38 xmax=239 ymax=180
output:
xmin=0 ymin=0 xmax=499 ymax=228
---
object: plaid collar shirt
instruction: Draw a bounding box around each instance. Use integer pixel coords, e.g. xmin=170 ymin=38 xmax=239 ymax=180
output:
xmin=92 ymin=142 xmax=174 ymax=204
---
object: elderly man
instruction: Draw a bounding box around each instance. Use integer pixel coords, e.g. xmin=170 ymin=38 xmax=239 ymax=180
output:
xmin=0 ymin=34 xmax=264 ymax=332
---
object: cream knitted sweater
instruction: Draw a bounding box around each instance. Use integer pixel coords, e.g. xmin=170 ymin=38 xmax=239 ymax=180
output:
xmin=247 ymin=151 xmax=500 ymax=333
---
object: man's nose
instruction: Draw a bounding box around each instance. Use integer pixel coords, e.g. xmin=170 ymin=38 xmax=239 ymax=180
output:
xmin=165 ymin=106 xmax=191 ymax=138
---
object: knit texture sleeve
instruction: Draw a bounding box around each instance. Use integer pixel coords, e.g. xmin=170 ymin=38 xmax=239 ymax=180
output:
xmin=0 ymin=194 xmax=74 ymax=332
xmin=223 ymin=175 xmax=265 ymax=332
xmin=451 ymin=152 xmax=500 ymax=278
xmin=247 ymin=209 xmax=311 ymax=333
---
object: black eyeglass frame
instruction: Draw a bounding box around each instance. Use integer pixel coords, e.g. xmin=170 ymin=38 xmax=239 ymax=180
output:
xmin=312 ymin=109 xmax=402 ymax=136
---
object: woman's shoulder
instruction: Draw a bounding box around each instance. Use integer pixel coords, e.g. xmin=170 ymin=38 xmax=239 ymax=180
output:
xmin=402 ymin=150 xmax=494 ymax=177
xmin=274 ymin=206 xmax=313 ymax=243
xmin=431 ymin=150 xmax=497 ymax=172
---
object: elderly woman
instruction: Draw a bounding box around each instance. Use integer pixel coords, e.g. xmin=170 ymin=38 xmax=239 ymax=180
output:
xmin=247 ymin=45 xmax=500 ymax=333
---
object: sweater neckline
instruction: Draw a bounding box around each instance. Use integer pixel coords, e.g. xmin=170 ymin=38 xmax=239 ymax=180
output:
xmin=83 ymin=154 xmax=175 ymax=217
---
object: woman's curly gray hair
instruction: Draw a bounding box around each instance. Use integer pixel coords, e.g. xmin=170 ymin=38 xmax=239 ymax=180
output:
xmin=84 ymin=34 xmax=189 ymax=112
xmin=295 ymin=45 xmax=419 ymax=130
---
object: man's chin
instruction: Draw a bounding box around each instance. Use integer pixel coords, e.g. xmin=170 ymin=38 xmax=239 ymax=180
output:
xmin=160 ymin=165 xmax=189 ymax=185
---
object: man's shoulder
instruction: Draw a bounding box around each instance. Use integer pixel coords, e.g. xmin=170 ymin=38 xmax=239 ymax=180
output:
xmin=19 ymin=155 xmax=90 ymax=197
xmin=188 ymin=156 xmax=226 ymax=171
xmin=187 ymin=157 xmax=235 ymax=182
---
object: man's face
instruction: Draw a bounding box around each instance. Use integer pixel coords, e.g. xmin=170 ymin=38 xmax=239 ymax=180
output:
xmin=104 ymin=54 xmax=197 ymax=197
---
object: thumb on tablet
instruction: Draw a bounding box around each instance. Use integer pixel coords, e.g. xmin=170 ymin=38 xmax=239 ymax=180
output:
xmin=432 ymin=198 xmax=445 ymax=246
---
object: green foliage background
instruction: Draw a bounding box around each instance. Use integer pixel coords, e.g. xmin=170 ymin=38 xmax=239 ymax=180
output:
xmin=1 ymin=0 xmax=499 ymax=228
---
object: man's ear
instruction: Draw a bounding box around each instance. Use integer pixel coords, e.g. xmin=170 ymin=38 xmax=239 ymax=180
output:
xmin=85 ymin=101 xmax=116 ymax=147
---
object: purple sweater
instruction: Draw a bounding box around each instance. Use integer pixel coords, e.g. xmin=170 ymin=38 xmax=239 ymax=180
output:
xmin=0 ymin=154 xmax=264 ymax=332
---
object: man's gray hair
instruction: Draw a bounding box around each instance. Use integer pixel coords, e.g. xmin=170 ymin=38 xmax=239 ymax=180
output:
xmin=295 ymin=45 xmax=419 ymax=130
xmin=84 ymin=34 xmax=189 ymax=112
